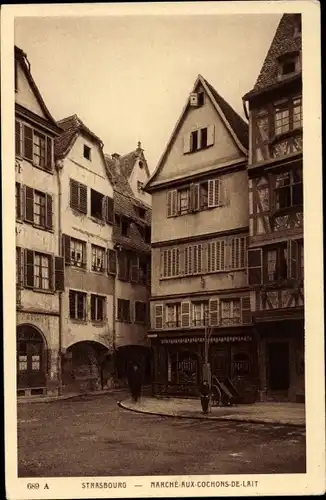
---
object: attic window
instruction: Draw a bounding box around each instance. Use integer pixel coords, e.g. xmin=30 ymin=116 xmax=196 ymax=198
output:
xmin=121 ymin=218 xmax=130 ymax=237
xmin=198 ymin=92 xmax=205 ymax=106
xmin=278 ymin=53 xmax=300 ymax=79
xmin=83 ymin=145 xmax=91 ymax=160
xmin=91 ymin=189 xmax=104 ymax=220
xmin=138 ymin=160 xmax=144 ymax=169
xmin=137 ymin=207 xmax=146 ymax=219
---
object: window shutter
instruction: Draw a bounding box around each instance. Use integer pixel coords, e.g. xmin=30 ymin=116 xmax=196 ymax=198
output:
xmin=106 ymin=196 xmax=114 ymax=224
xmin=130 ymin=255 xmax=139 ymax=282
xmin=19 ymin=184 xmax=24 ymax=220
xmin=24 ymin=249 xmax=34 ymax=288
xmin=46 ymin=137 xmax=53 ymax=170
xmin=107 ymin=249 xmax=117 ymax=275
xmin=45 ymin=194 xmax=53 ymax=229
xmin=190 ymin=183 xmax=200 ymax=212
xmin=248 ymin=248 xmax=263 ymax=285
xmin=90 ymin=295 xmax=96 ymax=321
xmin=181 ymin=301 xmax=190 ymax=327
xmin=208 ymin=179 xmax=215 ymax=207
xmin=167 ymin=190 xmax=178 ymax=217
xmin=15 ymin=121 xmax=22 ymax=156
xmin=209 ymin=298 xmax=219 ymax=326
xmin=207 ymin=124 xmax=215 ymax=146
xmin=241 ymin=296 xmax=251 ymax=324
xmin=62 ymin=234 xmax=71 ymax=265
xmin=167 ymin=191 xmax=172 ymax=217
xmin=55 ymin=256 xmax=65 ymax=291
xmin=288 ymin=239 xmax=299 ymax=279
xmin=183 ymin=133 xmax=191 ymax=154
xmin=48 ymin=255 xmax=54 ymax=290
xmin=268 ymin=174 xmax=276 ymax=212
xmin=16 ymin=247 xmax=24 ymax=287
xmin=24 ymin=186 xmax=34 ymax=223
xmin=23 ymin=125 xmax=33 ymax=161
xmin=155 ymin=304 xmax=164 ymax=329
xmin=70 ymin=179 xmax=79 ymax=211
xmin=79 ymin=183 xmax=87 ymax=214
xmin=214 ymin=179 xmax=220 ymax=206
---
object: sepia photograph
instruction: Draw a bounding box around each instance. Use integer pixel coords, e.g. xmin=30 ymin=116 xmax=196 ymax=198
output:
xmin=2 ymin=1 xmax=324 ymax=498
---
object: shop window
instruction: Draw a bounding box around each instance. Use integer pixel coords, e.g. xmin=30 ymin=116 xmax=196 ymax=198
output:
xmin=232 ymin=352 xmax=251 ymax=376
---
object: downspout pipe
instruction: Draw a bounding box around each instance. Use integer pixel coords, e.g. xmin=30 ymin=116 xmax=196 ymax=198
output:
xmin=55 ymin=159 xmax=64 ymax=395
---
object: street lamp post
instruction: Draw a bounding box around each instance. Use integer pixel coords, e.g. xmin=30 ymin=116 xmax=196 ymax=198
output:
xmin=203 ymin=311 xmax=212 ymax=388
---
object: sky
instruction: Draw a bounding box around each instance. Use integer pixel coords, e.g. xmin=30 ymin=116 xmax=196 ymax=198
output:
xmin=15 ymin=14 xmax=281 ymax=171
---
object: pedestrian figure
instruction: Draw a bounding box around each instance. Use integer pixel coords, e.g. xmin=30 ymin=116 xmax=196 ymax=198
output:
xmin=199 ymin=380 xmax=210 ymax=414
xmin=127 ymin=362 xmax=142 ymax=403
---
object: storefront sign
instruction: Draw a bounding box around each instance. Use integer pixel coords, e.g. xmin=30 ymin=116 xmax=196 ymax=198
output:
xmin=161 ymin=335 xmax=252 ymax=344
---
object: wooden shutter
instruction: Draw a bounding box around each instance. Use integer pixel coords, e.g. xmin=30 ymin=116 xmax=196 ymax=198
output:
xmin=207 ymin=125 xmax=215 ymax=146
xmin=209 ymin=298 xmax=219 ymax=326
xmin=288 ymin=239 xmax=299 ymax=279
xmin=79 ymin=183 xmax=87 ymax=214
xmin=241 ymin=296 xmax=251 ymax=324
xmin=181 ymin=301 xmax=190 ymax=327
xmin=46 ymin=137 xmax=53 ymax=170
xmin=45 ymin=194 xmax=53 ymax=229
xmin=55 ymin=256 xmax=65 ymax=291
xmin=16 ymin=246 xmax=23 ymax=287
xmin=183 ymin=133 xmax=191 ymax=153
xmin=248 ymin=248 xmax=263 ymax=285
xmin=62 ymin=234 xmax=71 ymax=265
xmin=106 ymin=196 xmax=114 ymax=224
xmin=167 ymin=190 xmax=178 ymax=217
xmin=208 ymin=179 xmax=215 ymax=207
xmin=48 ymin=255 xmax=54 ymax=290
xmin=190 ymin=183 xmax=200 ymax=212
xmin=15 ymin=121 xmax=22 ymax=156
xmin=130 ymin=255 xmax=139 ymax=282
xmin=167 ymin=191 xmax=172 ymax=217
xmin=90 ymin=295 xmax=96 ymax=321
xmin=24 ymin=186 xmax=34 ymax=223
xmin=268 ymin=173 xmax=276 ymax=212
xmin=70 ymin=179 xmax=79 ymax=211
xmin=23 ymin=125 xmax=33 ymax=161
xmin=155 ymin=304 xmax=164 ymax=329
xmin=107 ymin=249 xmax=117 ymax=275
xmin=215 ymin=179 xmax=221 ymax=206
xmin=24 ymin=249 xmax=34 ymax=288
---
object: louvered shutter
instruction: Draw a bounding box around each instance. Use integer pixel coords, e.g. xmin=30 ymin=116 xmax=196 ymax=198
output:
xmin=46 ymin=137 xmax=53 ymax=170
xmin=207 ymin=124 xmax=215 ymax=146
xmin=19 ymin=184 xmax=24 ymax=220
xmin=181 ymin=301 xmax=190 ymax=327
xmin=241 ymin=296 xmax=251 ymax=325
xmin=24 ymin=249 xmax=34 ymax=288
xmin=288 ymin=239 xmax=299 ymax=279
xmin=24 ymin=186 xmax=34 ymax=223
xmin=55 ymin=256 xmax=65 ymax=291
xmin=70 ymin=179 xmax=79 ymax=211
xmin=208 ymin=179 xmax=215 ymax=207
xmin=214 ymin=179 xmax=220 ymax=206
xmin=183 ymin=133 xmax=191 ymax=153
xmin=209 ymin=298 xmax=219 ymax=326
xmin=79 ymin=183 xmax=87 ymax=214
xmin=107 ymin=249 xmax=117 ymax=275
xmin=15 ymin=121 xmax=22 ymax=156
xmin=62 ymin=234 xmax=71 ymax=265
xmin=23 ymin=125 xmax=33 ymax=161
xmin=130 ymin=255 xmax=139 ymax=282
xmin=155 ymin=304 xmax=164 ymax=329
xmin=248 ymin=248 xmax=263 ymax=285
xmin=167 ymin=191 xmax=173 ymax=217
xmin=106 ymin=196 xmax=114 ymax=224
xmin=48 ymin=255 xmax=54 ymax=290
xmin=45 ymin=194 xmax=53 ymax=229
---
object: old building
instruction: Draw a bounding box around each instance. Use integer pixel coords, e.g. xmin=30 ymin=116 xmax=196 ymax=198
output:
xmin=144 ymin=75 xmax=257 ymax=400
xmin=15 ymin=46 xmax=64 ymax=396
xmin=105 ymin=145 xmax=152 ymax=384
xmin=243 ymin=14 xmax=304 ymax=402
xmin=54 ymin=114 xmax=115 ymax=393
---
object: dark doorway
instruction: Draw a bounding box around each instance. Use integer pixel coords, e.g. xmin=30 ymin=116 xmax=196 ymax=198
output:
xmin=268 ymin=342 xmax=290 ymax=391
xmin=17 ymin=325 xmax=46 ymax=390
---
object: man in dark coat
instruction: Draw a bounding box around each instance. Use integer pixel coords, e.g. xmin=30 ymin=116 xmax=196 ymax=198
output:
xmin=128 ymin=362 xmax=142 ymax=402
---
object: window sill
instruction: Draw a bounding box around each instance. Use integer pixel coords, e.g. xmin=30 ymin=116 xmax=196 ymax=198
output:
xmin=24 ymin=220 xmax=54 ymax=233
xmin=184 ymin=144 xmax=214 ymax=155
xmin=27 ymin=288 xmax=55 ymax=295
xmin=69 ymin=318 xmax=88 ymax=324
xmin=91 ymin=320 xmax=106 ymax=327
xmin=160 ymin=268 xmax=246 ymax=280
xmin=134 ymin=320 xmax=146 ymax=325
xmin=91 ymin=269 xmax=106 ymax=275
xmin=70 ymin=264 xmax=87 ymax=271
xmin=167 ymin=205 xmax=221 ymax=218
xmin=90 ymin=216 xmax=105 ymax=226
xmin=20 ymin=157 xmax=54 ymax=174
xmin=70 ymin=207 xmax=87 ymax=217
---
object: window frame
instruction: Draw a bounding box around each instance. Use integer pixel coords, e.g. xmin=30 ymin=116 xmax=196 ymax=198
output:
xmin=15 ymin=120 xmax=53 ymax=171
xmin=220 ymin=298 xmax=241 ymax=326
xmin=117 ymin=298 xmax=131 ymax=323
xmin=91 ymin=294 xmax=106 ymax=322
xmin=91 ymin=244 xmax=106 ymax=273
xmin=70 ymin=237 xmax=87 ymax=269
xmin=69 ymin=290 xmax=87 ymax=321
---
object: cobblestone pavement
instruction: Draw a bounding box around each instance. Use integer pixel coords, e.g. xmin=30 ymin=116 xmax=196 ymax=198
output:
xmin=17 ymin=391 xmax=306 ymax=477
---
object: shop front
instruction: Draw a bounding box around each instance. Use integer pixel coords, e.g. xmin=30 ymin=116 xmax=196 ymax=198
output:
xmin=151 ymin=330 xmax=258 ymax=402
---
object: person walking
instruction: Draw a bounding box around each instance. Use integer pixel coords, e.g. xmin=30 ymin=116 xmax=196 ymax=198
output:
xmin=199 ymin=380 xmax=210 ymax=414
xmin=128 ymin=362 xmax=142 ymax=403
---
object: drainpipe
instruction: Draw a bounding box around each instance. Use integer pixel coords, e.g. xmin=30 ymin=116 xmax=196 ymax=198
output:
xmin=55 ymin=159 xmax=64 ymax=395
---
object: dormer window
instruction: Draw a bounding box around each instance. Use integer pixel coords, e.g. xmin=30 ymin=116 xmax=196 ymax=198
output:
xmin=197 ymin=92 xmax=205 ymax=106
xmin=83 ymin=144 xmax=91 ymax=160
xmin=293 ymin=14 xmax=301 ymax=37
xmin=277 ymin=52 xmax=300 ymax=79
xmin=138 ymin=160 xmax=144 ymax=169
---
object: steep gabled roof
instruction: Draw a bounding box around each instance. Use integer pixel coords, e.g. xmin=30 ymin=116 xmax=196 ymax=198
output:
xmin=118 ymin=143 xmax=151 ymax=180
xmin=15 ymin=46 xmax=61 ymax=133
xmin=54 ymin=114 xmax=104 ymax=159
xmin=144 ymin=74 xmax=248 ymax=191
xmin=243 ymin=14 xmax=301 ymax=100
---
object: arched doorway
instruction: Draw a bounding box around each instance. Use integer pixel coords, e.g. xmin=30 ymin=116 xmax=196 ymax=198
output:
xmin=63 ymin=341 xmax=112 ymax=393
xmin=17 ymin=324 xmax=47 ymax=392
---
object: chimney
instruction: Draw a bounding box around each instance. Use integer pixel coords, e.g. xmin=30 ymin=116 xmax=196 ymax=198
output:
xmin=112 ymin=153 xmax=120 ymax=160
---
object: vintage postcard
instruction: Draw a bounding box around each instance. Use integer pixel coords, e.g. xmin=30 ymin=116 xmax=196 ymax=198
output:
xmin=1 ymin=1 xmax=324 ymax=498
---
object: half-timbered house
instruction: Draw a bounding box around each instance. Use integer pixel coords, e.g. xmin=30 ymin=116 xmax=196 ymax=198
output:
xmin=243 ymin=14 xmax=304 ymax=402
xmin=144 ymin=75 xmax=258 ymax=400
